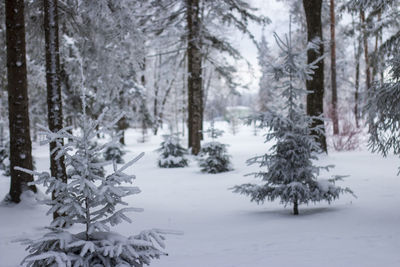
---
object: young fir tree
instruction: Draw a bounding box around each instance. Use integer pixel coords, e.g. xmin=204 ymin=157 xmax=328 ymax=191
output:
xmin=232 ymin=28 xmax=353 ymax=215
xmin=18 ymin=112 xmax=169 ymax=266
xmin=157 ymin=134 xmax=188 ymax=168
xmin=198 ymin=121 xmax=232 ymax=174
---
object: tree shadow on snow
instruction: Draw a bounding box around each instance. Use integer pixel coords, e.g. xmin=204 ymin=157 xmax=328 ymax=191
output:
xmin=244 ymin=206 xmax=341 ymax=219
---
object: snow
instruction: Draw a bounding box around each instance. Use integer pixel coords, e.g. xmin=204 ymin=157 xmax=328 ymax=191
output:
xmin=1 ymin=123 xmax=400 ymax=267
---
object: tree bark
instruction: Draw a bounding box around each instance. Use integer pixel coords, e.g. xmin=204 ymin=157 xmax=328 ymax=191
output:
xmin=186 ymin=0 xmax=202 ymax=155
xmin=330 ymin=0 xmax=339 ymax=135
xmin=360 ymin=10 xmax=371 ymax=91
xmin=44 ymin=0 xmax=67 ymax=219
xmin=303 ymin=0 xmax=327 ymax=152
xmin=293 ymin=199 xmax=299 ymax=215
xmin=5 ymin=0 xmax=37 ymax=203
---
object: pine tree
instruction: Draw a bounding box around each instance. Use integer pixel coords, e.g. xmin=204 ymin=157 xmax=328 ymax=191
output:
xmin=232 ymin=28 xmax=353 ymax=215
xmin=157 ymin=134 xmax=189 ymax=168
xmin=17 ymin=112 xmax=169 ymax=266
xmin=366 ymin=53 xmax=400 ymax=171
xmin=198 ymin=121 xmax=232 ymax=174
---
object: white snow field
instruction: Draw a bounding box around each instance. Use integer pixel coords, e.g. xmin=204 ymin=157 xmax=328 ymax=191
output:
xmin=1 ymin=123 xmax=400 ymax=267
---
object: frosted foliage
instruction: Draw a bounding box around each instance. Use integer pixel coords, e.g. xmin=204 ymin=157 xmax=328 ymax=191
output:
xmin=198 ymin=123 xmax=232 ymax=174
xmin=198 ymin=142 xmax=232 ymax=174
xmin=367 ymin=55 xmax=400 ymax=172
xmin=232 ymin=30 xmax=353 ymax=214
xmin=157 ymin=134 xmax=188 ymax=168
xmin=0 ymin=140 xmax=10 ymax=176
xmin=17 ymin=113 xmax=167 ymax=266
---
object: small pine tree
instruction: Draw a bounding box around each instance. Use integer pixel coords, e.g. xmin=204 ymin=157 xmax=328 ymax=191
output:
xmin=198 ymin=122 xmax=232 ymax=174
xmin=157 ymin=134 xmax=188 ymax=168
xmin=232 ymin=29 xmax=353 ymax=215
xmin=17 ymin=112 xmax=169 ymax=266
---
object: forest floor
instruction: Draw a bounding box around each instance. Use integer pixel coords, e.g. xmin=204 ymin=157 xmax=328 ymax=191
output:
xmin=1 ymin=122 xmax=400 ymax=267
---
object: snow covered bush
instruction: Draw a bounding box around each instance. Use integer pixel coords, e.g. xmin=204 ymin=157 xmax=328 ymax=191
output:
xmin=198 ymin=122 xmax=232 ymax=174
xmin=157 ymin=134 xmax=188 ymax=168
xmin=232 ymin=31 xmax=353 ymax=215
xmin=17 ymin=112 xmax=169 ymax=266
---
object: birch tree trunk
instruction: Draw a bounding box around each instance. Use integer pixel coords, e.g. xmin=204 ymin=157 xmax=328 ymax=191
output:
xmin=5 ymin=0 xmax=37 ymax=203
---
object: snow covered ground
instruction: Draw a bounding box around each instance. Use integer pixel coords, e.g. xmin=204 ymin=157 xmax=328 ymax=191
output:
xmin=1 ymin=123 xmax=400 ymax=267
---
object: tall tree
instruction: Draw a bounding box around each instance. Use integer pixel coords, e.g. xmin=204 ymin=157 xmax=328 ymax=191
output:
xmin=186 ymin=0 xmax=203 ymax=155
xmin=147 ymin=0 xmax=265 ymax=154
xmin=43 ymin=0 xmax=67 ymax=183
xmin=4 ymin=0 xmax=36 ymax=203
xmin=303 ymin=0 xmax=327 ymax=152
xmin=330 ymin=0 xmax=339 ymax=135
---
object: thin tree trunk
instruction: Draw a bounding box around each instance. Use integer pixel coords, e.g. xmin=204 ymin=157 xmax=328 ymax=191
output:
xmin=360 ymin=10 xmax=371 ymax=91
xmin=372 ymin=11 xmax=381 ymax=82
xmin=352 ymin=14 xmax=362 ymax=128
xmin=355 ymin=58 xmax=360 ymax=128
xmin=303 ymin=0 xmax=327 ymax=152
xmin=44 ymin=0 xmax=68 ymax=220
xmin=330 ymin=0 xmax=339 ymax=135
xmin=293 ymin=199 xmax=299 ymax=215
xmin=153 ymin=54 xmax=161 ymax=135
xmin=5 ymin=0 xmax=37 ymax=203
xmin=186 ymin=0 xmax=202 ymax=155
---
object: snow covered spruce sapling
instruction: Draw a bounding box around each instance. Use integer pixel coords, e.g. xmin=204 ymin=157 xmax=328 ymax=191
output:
xmin=198 ymin=122 xmax=232 ymax=173
xmin=157 ymin=134 xmax=188 ymax=168
xmin=232 ymin=30 xmax=353 ymax=215
xmin=17 ymin=113 xmax=169 ymax=267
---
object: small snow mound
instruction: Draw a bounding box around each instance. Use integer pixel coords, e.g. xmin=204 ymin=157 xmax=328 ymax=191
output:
xmin=19 ymin=190 xmax=47 ymax=208
xmin=317 ymin=179 xmax=331 ymax=193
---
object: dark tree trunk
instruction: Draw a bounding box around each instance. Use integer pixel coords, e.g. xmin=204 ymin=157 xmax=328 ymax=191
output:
xmin=303 ymin=0 xmax=327 ymax=153
xmin=355 ymin=58 xmax=360 ymax=128
xmin=186 ymin=0 xmax=202 ymax=155
xmin=360 ymin=10 xmax=371 ymax=91
xmin=44 ymin=0 xmax=67 ymax=219
xmin=330 ymin=0 xmax=339 ymax=135
xmin=5 ymin=0 xmax=37 ymax=203
xmin=293 ymin=199 xmax=299 ymax=215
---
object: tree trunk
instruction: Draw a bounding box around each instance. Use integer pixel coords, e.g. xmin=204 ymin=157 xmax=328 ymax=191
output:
xmin=293 ymin=199 xmax=299 ymax=215
xmin=360 ymin=10 xmax=371 ymax=91
xmin=5 ymin=0 xmax=37 ymax=203
xmin=303 ymin=0 xmax=327 ymax=152
xmin=186 ymin=0 xmax=202 ymax=155
xmin=330 ymin=0 xmax=339 ymax=135
xmin=44 ymin=0 xmax=68 ymax=220
xmin=355 ymin=57 xmax=360 ymax=128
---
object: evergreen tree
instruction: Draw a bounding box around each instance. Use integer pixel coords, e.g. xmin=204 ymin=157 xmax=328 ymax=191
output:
xmin=232 ymin=28 xmax=353 ymax=215
xmin=17 ymin=112 xmax=169 ymax=266
xmin=366 ymin=53 xmax=400 ymax=172
xmin=157 ymin=134 xmax=188 ymax=168
xmin=198 ymin=121 xmax=232 ymax=174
